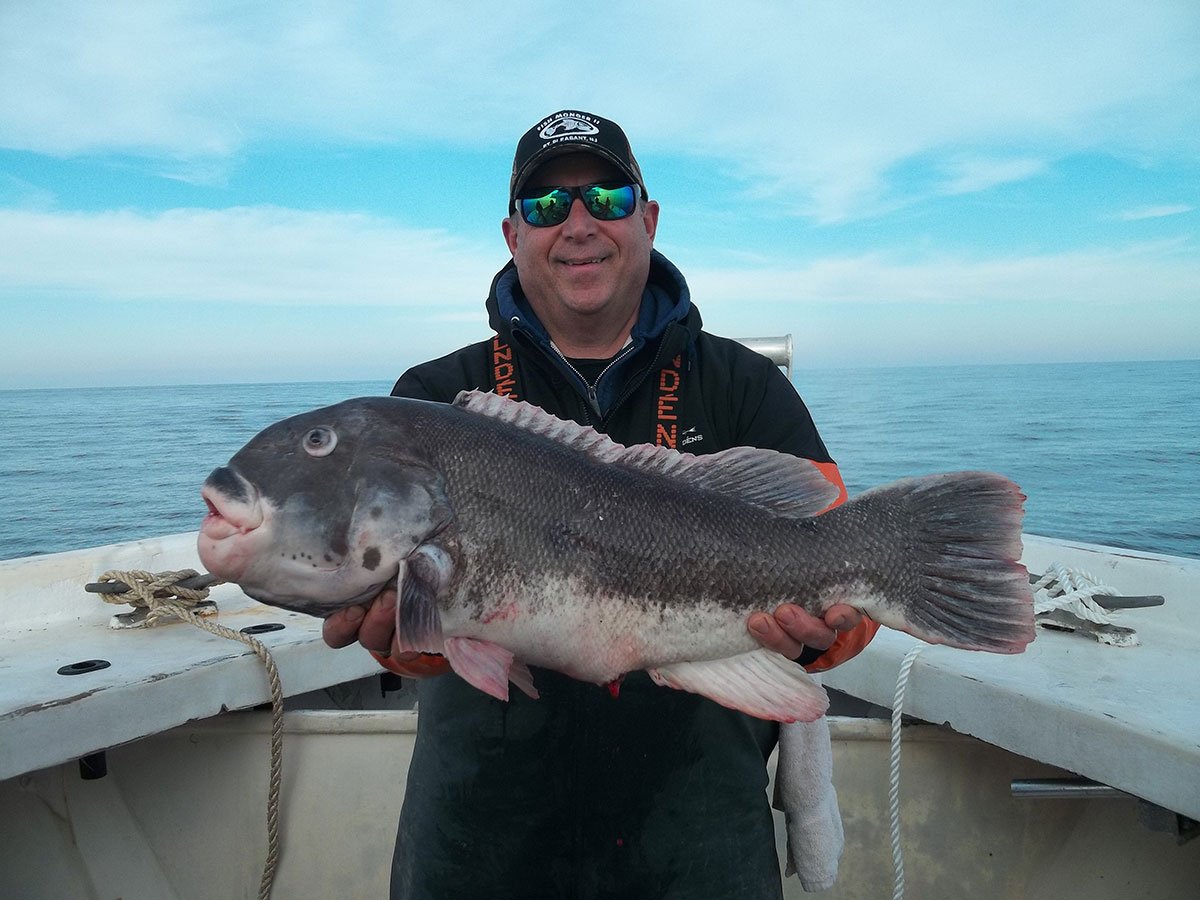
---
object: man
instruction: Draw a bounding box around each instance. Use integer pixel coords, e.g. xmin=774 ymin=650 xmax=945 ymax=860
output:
xmin=323 ymin=110 xmax=879 ymax=899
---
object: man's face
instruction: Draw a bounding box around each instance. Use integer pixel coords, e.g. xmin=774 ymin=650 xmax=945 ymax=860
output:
xmin=503 ymin=153 xmax=659 ymax=337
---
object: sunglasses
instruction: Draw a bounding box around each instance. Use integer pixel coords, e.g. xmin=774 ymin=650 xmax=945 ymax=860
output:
xmin=515 ymin=182 xmax=639 ymax=227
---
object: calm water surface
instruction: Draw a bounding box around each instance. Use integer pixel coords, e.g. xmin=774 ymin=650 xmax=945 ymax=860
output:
xmin=1 ymin=360 xmax=1196 ymax=561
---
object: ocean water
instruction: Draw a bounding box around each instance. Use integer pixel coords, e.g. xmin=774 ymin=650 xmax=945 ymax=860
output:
xmin=0 ymin=360 xmax=1196 ymax=562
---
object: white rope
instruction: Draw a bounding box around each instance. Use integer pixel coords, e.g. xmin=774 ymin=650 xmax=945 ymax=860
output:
xmin=1032 ymin=562 xmax=1119 ymax=625
xmin=888 ymin=643 xmax=924 ymax=900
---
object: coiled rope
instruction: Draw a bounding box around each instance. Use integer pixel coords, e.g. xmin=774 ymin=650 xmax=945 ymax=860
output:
xmin=1031 ymin=562 xmax=1119 ymax=625
xmin=888 ymin=643 xmax=925 ymax=900
xmin=96 ymin=569 xmax=283 ymax=900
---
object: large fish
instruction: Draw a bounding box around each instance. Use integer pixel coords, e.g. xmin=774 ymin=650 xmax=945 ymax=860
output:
xmin=198 ymin=390 xmax=1034 ymax=722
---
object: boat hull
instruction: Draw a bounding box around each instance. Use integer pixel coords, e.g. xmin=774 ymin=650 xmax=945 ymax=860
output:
xmin=2 ymin=710 xmax=1197 ymax=899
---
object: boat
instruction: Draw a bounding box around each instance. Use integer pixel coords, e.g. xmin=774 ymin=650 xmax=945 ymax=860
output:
xmin=2 ymin=339 xmax=1198 ymax=898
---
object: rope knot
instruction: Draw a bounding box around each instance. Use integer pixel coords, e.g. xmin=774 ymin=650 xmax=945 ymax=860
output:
xmin=1032 ymin=562 xmax=1118 ymax=625
xmin=98 ymin=568 xmax=220 ymax=626
xmin=1032 ymin=562 xmax=1139 ymax=647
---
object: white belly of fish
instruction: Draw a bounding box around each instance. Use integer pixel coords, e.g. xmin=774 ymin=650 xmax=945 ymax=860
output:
xmin=440 ymin=574 xmax=764 ymax=684
xmin=436 ymin=579 xmax=829 ymax=722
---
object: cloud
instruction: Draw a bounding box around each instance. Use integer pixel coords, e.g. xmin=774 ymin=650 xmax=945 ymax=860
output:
xmin=680 ymin=242 xmax=1200 ymax=369
xmin=936 ymin=157 xmax=1047 ymax=196
xmin=4 ymin=205 xmax=1195 ymax=318
xmin=0 ymin=2 xmax=539 ymax=157
xmin=1115 ymin=204 xmax=1195 ymax=221
xmin=2 ymin=2 xmax=1197 ymax=222
xmin=0 ymin=173 xmax=56 ymax=209
xmin=686 ymin=240 xmax=1200 ymax=308
xmin=628 ymin=3 xmax=1200 ymax=220
xmin=0 ymin=206 xmax=499 ymax=305
xmin=1 ymin=202 xmax=1195 ymax=387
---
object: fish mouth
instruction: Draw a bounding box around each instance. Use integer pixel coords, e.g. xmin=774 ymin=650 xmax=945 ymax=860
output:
xmin=200 ymin=470 xmax=264 ymax=540
xmin=198 ymin=469 xmax=267 ymax=583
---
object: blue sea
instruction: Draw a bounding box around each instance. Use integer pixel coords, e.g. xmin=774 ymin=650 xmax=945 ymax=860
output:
xmin=1 ymin=359 xmax=1197 ymax=562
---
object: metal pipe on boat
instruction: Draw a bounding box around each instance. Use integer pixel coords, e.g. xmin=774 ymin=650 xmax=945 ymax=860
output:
xmin=738 ymin=335 xmax=793 ymax=379
xmin=1011 ymin=778 xmax=1128 ymax=800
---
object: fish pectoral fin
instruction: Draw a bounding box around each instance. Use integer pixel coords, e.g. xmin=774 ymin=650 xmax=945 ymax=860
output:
xmin=443 ymin=637 xmax=539 ymax=702
xmin=647 ymin=649 xmax=829 ymax=723
xmin=507 ymin=662 xmax=540 ymax=700
xmin=394 ymin=545 xmax=449 ymax=652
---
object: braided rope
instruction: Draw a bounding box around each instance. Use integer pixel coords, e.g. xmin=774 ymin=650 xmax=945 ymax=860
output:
xmin=97 ymin=569 xmax=283 ymax=900
xmin=888 ymin=643 xmax=925 ymax=900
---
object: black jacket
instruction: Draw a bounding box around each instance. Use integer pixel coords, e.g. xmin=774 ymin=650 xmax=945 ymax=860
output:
xmin=389 ymin=251 xmax=836 ymax=900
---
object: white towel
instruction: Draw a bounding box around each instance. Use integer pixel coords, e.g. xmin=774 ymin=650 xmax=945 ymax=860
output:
xmin=773 ymin=712 xmax=844 ymax=892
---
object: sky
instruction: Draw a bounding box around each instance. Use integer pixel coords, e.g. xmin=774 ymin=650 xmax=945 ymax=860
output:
xmin=1 ymin=1 xmax=1198 ymax=389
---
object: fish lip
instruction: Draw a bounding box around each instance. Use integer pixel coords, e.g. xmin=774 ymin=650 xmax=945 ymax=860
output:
xmin=200 ymin=476 xmax=264 ymax=539
xmin=197 ymin=478 xmax=267 ymax=584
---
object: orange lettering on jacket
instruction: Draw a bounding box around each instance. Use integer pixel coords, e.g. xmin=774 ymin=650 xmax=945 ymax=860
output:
xmin=655 ymin=355 xmax=683 ymax=447
xmin=492 ymin=337 xmax=517 ymax=398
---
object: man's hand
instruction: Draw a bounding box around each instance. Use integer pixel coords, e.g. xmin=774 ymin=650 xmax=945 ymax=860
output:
xmin=747 ymin=603 xmax=862 ymax=660
xmin=323 ymin=587 xmax=398 ymax=651
xmin=322 ymin=588 xmax=441 ymax=677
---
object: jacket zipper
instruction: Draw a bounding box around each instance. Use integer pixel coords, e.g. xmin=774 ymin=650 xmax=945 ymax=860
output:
xmin=604 ymin=323 xmax=684 ymax=425
xmin=509 ymin=315 xmax=685 ymax=429
xmin=509 ymin=318 xmax=595 ymax=425
xmin=549 ymin=340 xmax=638 ymax=416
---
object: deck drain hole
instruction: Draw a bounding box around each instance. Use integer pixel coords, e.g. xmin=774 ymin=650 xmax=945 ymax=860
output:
xmin=241 ymin=623 xmax=286 ymax=635
xmin=58 ymin=659 xmax=112 ymax=676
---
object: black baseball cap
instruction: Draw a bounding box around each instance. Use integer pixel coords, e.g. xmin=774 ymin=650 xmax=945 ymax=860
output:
xmin=509 ymin=110 xmax=648 ymax=211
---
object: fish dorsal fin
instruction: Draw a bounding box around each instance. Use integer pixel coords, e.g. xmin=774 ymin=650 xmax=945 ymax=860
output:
xmin=452 ymin=390 xmax=839 ymax=519
xmin=453 ymin=389 xmax=615 ymax=457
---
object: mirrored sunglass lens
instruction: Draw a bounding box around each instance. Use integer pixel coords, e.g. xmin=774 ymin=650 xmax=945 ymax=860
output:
xmin=520 ymin=190 xmax=571 ymax=225
xmin=583 ymin=184 xmax=636 ymax=220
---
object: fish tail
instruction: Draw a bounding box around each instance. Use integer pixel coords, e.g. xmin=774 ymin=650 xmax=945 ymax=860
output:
xmin=851 ymin=472 xmax=1035 ymax=653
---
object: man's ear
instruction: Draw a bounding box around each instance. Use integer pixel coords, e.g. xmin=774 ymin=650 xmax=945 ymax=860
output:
xmin=642 ymin=199 xmax=660 ymax=244
xmin=502 ymin=214 xmax=519 ymax=255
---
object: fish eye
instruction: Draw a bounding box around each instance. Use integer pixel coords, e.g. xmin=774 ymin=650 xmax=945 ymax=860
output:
xmin=302 ymin=426 xmax=337 ymax=457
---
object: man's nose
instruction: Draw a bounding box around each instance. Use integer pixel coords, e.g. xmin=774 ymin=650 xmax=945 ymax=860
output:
xmin=558 ymin=197 xmax=596 ymax=237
